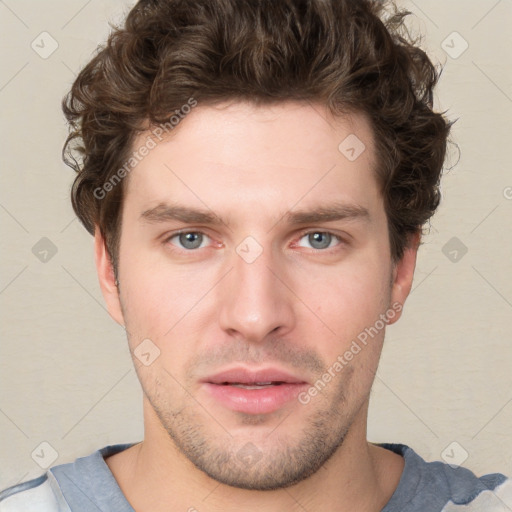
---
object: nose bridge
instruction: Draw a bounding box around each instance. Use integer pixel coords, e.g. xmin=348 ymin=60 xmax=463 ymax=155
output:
xmin=218 ymin=238 xmax=294 ymax=342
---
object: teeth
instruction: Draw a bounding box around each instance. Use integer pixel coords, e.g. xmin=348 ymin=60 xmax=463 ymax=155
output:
xmin=228 ymin=382 xmax=278 ymax=389
xmin=230 ymin=384 xmax=273 ymax=389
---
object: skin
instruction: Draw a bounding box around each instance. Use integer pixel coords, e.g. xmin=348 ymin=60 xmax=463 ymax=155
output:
xmin=96 ymin=101 xmax=418 ymax=511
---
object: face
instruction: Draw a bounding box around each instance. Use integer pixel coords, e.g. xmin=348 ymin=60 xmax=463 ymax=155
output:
xmin=96 ymin=101 xmax=416 ymax=490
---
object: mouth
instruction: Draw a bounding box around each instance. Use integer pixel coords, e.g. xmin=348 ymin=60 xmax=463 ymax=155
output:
xmin=201 ymin=367 xmax=309 ymax=415
xmin=203 ymin=367 xmax=308 ymax=386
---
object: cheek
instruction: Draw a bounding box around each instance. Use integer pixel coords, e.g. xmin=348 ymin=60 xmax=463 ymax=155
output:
xmin=290 ymin=256 xmax=392 ymax=399
xmin=294 ymin=255 xmax=392 ymax=341
xmin=119 ymin=250 xmax=219 ymax=344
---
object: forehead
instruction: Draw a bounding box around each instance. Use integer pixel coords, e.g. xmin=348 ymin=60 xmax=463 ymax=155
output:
xmin=124 ymin=101 xmax=381 ymax=222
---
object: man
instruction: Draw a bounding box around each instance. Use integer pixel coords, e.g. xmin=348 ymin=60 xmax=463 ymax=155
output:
xmin=1 ymin=0 xmax=510 ymax=510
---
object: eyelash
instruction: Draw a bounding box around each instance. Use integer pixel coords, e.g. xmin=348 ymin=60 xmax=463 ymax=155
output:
xmin=163 ymin=229 xmax=346 ymax=253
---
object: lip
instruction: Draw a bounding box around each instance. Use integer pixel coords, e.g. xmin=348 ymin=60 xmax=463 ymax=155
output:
xmin=201 ymin=366 xmax=309 ymax=415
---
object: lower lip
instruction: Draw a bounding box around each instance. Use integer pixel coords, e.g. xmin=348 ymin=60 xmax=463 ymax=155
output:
xmin=202 ymin=382 xmax=308 ymax=415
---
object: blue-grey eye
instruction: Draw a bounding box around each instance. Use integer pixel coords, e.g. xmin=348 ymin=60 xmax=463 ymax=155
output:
xmin=174 ymin=232 xmax=206 ymax=250
xmin=298 ymin=232 xmax=338 ymax=250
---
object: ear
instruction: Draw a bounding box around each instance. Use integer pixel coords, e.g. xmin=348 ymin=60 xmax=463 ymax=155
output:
xmin=388 ymin=231 xmax=420 ymax=325
xmin=94 ymin=227 xmax=125 ymax=327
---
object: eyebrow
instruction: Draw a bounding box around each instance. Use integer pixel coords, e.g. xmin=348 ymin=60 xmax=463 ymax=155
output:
xmin=140 ymin=203 xmax=224 ymax=225
xmin=284 ymin=203 xmax=370 ymax=225
xmin=139 ymin=201 xmax=370 ymax=227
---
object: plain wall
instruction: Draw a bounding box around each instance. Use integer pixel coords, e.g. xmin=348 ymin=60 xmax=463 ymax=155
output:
xmin=0 ymin=0 xmax=511 ymax=489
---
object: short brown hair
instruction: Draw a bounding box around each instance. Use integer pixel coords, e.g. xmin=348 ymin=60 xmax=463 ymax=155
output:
xmin=62 ymin=0 xmax=453 ymax=275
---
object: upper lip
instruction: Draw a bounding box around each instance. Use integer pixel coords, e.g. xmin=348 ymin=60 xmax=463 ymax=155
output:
xmin=202 ymin=367 xmax=308 ymax=385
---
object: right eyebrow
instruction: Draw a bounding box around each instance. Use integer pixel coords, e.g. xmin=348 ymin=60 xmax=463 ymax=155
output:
xmin=139 ymin=203 xmax=226 ymax=226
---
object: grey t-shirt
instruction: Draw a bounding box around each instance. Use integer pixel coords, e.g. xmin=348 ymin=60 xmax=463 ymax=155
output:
xmin=1 ymin=442 xmax=511 ymax=511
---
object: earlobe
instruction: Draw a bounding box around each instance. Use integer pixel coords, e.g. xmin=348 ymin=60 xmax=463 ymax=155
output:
xmin=94 ymin=227 xmax=125 ymax=327
xmin=388 ymin=232 xmax=420 ymax=325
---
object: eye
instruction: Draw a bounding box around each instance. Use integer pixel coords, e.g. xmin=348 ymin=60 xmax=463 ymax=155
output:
xmin=167 ymin=231 xmax=210 ymax=250
xmin=297 ymin=231 xmax=341 ymax=250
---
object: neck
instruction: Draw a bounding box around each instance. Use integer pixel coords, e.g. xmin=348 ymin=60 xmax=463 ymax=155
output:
xmin=106 ymin=400 xmax=404 ymax=512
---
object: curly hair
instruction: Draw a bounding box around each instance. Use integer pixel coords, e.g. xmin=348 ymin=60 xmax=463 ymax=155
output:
xmin=62 ymin=0 xmax=453 ymax=275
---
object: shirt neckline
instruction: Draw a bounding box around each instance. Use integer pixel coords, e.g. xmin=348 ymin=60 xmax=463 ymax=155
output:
xmin=55 ymin=441 xmax=417 ymax=511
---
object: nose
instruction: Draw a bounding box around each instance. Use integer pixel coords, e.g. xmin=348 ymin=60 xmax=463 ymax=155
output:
xmin=218 ymin=241 xmax=296 ymax=343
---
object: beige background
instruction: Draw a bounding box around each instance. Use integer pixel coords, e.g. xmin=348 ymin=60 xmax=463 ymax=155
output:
xmin=1 ymin=0 xmax=511 ymax=490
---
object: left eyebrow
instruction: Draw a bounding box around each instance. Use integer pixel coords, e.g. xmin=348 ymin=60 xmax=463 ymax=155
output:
xmin=284 ymin=203 xmax=371 ymax=225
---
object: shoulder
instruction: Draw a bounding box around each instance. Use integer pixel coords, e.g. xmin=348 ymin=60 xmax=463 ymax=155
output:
xmin=432 ymin=463 xmax=512 ymax=512
xmin=0 ymin=473 xmax=69 ymax=512
xmin=379 ymin=443 xmax=512 ymax=512
xmin=0 ymin=443 xmax=135 ymax=512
